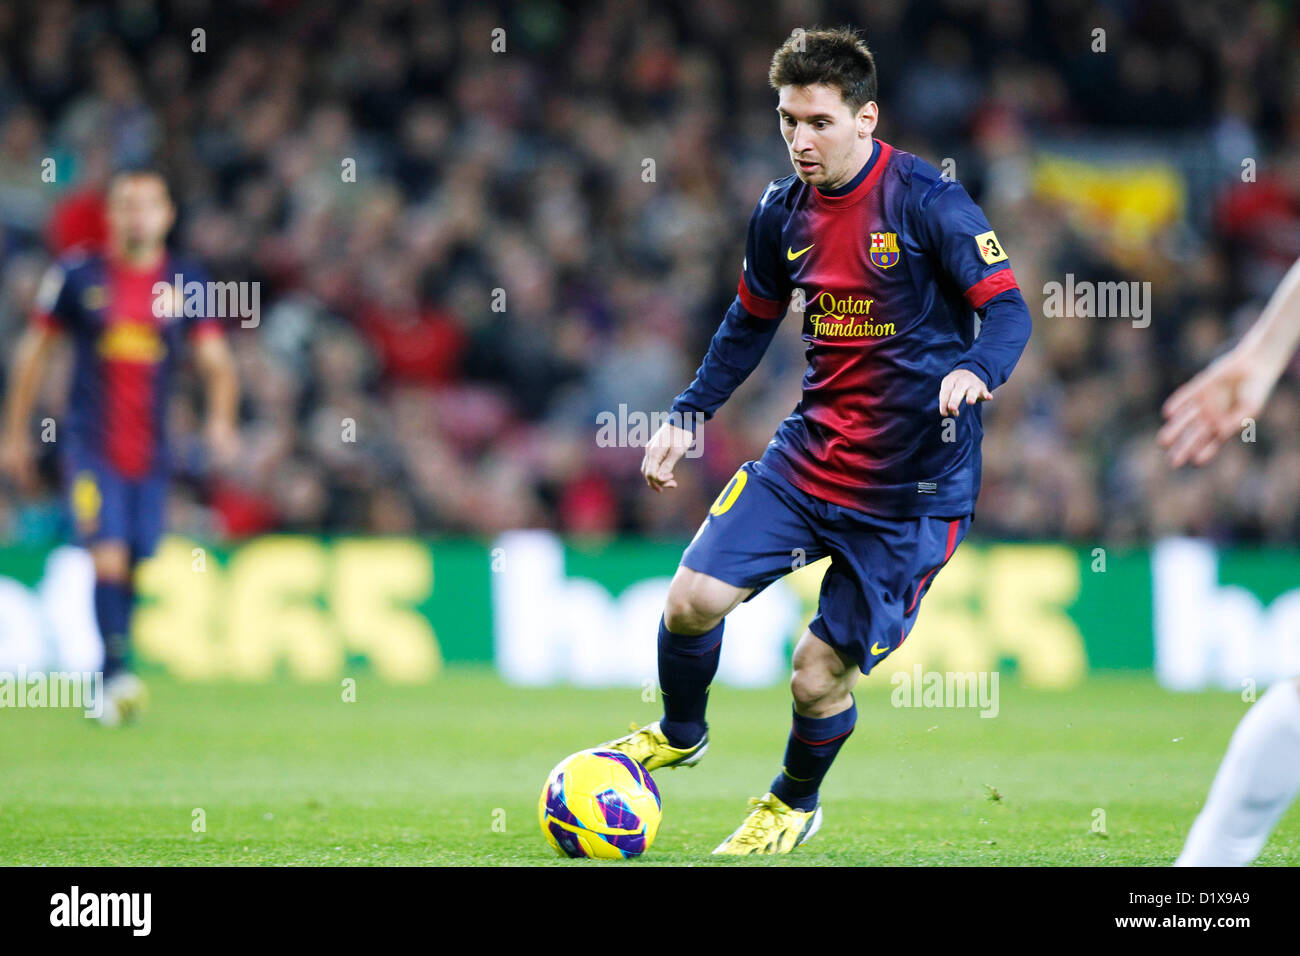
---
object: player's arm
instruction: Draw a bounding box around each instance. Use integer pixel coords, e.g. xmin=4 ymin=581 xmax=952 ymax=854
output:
xmin=1 ymin=263 xmax=74 ymax=491
xmin=1159 ymin=255 xmax=1300 ymax=467
xmin=643 ymin=189 xmax=791 ymax=491
xmin=0 ymin=323 xmax=62 ymax=490
xmin=916 ymin=175 xmax=1032 ymax=416
xmin=193 ymin=328 xmax=240 ymax=467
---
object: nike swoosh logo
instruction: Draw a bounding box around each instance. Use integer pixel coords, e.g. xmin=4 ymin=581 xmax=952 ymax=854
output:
xmin=786 ymin=243 xmax=814 ymax=261
xmin=871 ymin=641 xmax=889 ymax=655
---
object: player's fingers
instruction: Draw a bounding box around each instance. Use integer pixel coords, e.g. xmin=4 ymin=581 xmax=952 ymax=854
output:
xmin=1170 ymin=416 xmax=1206 ymax=468
xmin=1156 ymin=400 xmax=1207 ymax=448
xmin=937 ymin=377 xmax=954 ymax=416
xmin=941 ymin=380 xmax=959 ymax=416
xmin=947 ymin=382 xmax=969 ymax=416
xmin=1167 ymin=416 xmax=1213 ymax=468
xmin=644 ymin=438 xmax=668 ymax=466
xmin=665 ymin=436 xmax=694 ymax=472
xmin=1160 ymin=382 xmax=1196 ymax=420
xmin=1162 ymin=373 xmax=1217 ymax=421
xmin=1156 ymin=408 xmax=1202 ymax=449
xmin=642 ymin=443 xmax=666 ymax=478
xmin=1191 ymin=433 xmax=1228 ymax=467
xmin=642 ymin=457 xmax=661 ymax=489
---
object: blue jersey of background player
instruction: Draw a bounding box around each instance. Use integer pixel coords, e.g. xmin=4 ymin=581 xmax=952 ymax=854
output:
xmin=1 ymin=168 xmax=240 ymax=725
xmin=597 ymin=28 xmax=1031 ymax=855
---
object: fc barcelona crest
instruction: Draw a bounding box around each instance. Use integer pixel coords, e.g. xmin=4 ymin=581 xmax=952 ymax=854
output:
xmin=870 ymin=232 xmax=900 ymax=270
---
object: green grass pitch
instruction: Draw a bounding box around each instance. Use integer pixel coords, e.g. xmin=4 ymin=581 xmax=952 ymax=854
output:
xmin=2 ymin=668 xmax=1297 ymax=865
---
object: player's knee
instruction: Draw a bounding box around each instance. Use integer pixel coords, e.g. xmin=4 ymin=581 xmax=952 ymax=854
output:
xmin=91 ymin=542 xmax=132 ymax=583
xmin=663 ymin=570 xmax=735 ymax=635
xmin=790 ymin=664 xmax=838 ymax=711
xmin=663 ymin=592 xmax=721 ymax=635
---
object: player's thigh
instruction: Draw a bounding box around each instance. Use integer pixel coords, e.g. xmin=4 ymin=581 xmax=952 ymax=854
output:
xmin=66 ymin=460 xmax=131 ymax=577
xmin=127 ymin=473 xmax=170 ymax=564
xmin=811 ymin=514 xmax=970 ymax=676
xmin=679 ymin=460 xmax=827 ymax=609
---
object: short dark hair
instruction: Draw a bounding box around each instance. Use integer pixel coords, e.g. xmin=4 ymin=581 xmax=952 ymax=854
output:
xmin=108 ymin=164 xmax=169 ymax=192
xmin=768 ymin=26 xmax=877 ymax=113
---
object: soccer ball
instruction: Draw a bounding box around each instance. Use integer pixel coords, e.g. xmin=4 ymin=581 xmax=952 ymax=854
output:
xmin=538 ymin=749 xmax=662 ymax=859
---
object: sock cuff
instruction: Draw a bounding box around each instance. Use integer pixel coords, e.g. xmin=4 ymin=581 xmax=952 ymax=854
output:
xmin=658 ymin=616 xmax=724 ymax=656
xmin=791 ymin=698 xmax=857 ymax=745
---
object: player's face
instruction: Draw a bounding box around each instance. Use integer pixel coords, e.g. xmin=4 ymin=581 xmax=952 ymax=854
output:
xmin=108 ymin=174 xmax=175 ymax=253
xmin=777 ymin=84 xmax=877 ymax=189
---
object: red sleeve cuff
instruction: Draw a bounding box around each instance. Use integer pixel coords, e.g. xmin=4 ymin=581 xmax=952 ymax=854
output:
xmin=737 ymin=275 xmax=786 ymax=320
xmin=964 ymin=268 xmax=1018 ymax=309
xmin=190 ymin=320 xmax=225 ymax=340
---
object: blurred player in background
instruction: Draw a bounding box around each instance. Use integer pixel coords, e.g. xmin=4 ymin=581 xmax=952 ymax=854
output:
xmin=596 ymin=28 xmax=1031 ymax=855
xmin=0 ymin=168 xmax=239 ymax=725
xmin=1161 ymin=255 xmax=1300 ymax=866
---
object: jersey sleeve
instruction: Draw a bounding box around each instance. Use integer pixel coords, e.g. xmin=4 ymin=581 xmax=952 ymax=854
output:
xmin=670 ymin=186 xmax=790 ymax=426
xmin=31 ymin=262 xmax=78 ymax=332
xmin=736 ymin=182 xmax=793 ymax=318
xmin=177 ymin=260 xmax=227 ymax=340
xmin=916 ymin=178 xmax=1031 ymax=391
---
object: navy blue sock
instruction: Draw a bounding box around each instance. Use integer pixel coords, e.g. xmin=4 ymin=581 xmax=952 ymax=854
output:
xmin=658 ymin=616 xmax=723 ymax=749
xmin=95 ymin=579 xmax=134 ymax=680
xmin=770 ymin=699 xmax=858 ymax=811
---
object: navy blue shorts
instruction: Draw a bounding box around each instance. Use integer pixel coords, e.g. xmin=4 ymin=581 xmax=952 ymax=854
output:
xmin=64 ymin=455 xmax=169 ymax=562
xmin=680 ymin=459 xmax=970 ymax=675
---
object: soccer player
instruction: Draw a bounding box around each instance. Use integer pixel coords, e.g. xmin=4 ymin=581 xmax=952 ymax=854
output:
xmin=598 ymin=28 xmax=1032 ymax=854
xmin=0 ymin=168 xmax=239 ymax=725
xmin=1160 ymin=254 xmax=1300 ymax=866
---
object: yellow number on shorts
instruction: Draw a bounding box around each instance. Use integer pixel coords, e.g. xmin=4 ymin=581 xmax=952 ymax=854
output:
xmin=708 ymin=468 xmax=748 ymax=516
xmin=71 ymin=471 xmax=102 ymax=533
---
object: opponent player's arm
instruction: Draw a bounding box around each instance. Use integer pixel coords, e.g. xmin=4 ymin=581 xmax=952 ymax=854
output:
xmin=0 ymin=323 xmax=61 ymax=489
xmin=193 ymin=331 xmax=240 ymax=466
xmin=1159 ymin=255 xmax=1300 ymax=467
xmin=1234 ymin=256 xmax=1300 ymax=378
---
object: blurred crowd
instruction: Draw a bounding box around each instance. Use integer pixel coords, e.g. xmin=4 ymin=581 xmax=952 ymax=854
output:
xmin=1 ymin=0 xmax=1299 ymax=546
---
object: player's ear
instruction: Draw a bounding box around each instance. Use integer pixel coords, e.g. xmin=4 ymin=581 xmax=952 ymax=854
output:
xmin=857 ymin=101 xmax=878 ymax=138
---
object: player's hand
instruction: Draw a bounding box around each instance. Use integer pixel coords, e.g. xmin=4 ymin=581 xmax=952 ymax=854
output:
xmin=205 ymin=419 xmax=240 ymax=469
xmin=938 ymin=368 xmax=991 ymax=417
xmin=641 ymin=422 xmax=696 ymax=492
xmin=0 ymin=433 xmax=37 ymax=493
xmin=1158 ymin=347 xmax=1274 ymax=468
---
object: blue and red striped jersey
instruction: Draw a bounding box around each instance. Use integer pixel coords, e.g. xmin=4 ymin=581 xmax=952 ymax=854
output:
xmin=672 ymin=138 xmax=1032 ymax=517
xmin=32 ymin=252 xmax=224 ymax=478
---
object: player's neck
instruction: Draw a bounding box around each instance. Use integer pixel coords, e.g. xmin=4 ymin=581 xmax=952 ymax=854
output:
xmin=110 ymin=243 xmax=166 ymax=273
xmin=817 ymin=138 xmax=878 ymax=196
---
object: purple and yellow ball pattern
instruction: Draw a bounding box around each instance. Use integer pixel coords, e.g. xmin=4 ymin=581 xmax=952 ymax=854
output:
xmin=538 ymin=749 xmax=662 ymax=859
